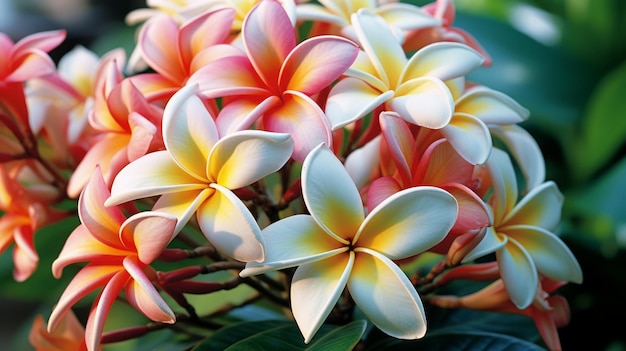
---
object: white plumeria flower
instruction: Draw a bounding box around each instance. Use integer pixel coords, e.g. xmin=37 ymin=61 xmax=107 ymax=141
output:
xmin=105 ymin=84 xmax=294 ymax=262
xmin=325 ymin=8 xmax=483 ymax=130
xmin=241 ymin=143 xmax=458 ymax=343
xmin=465 ymin=148 xmax=583 ymax=309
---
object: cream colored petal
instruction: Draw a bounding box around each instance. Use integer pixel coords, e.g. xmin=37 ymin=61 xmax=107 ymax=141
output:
xmin=153 ymin=188 xmax=212 ymax=235
xmin=210 ymin=130 xmax=293 ymax=189
xmin=344 ymin=136 xmax=381 ymax=189
xmin=502 ymin=181 xmax=563 ymax=231
xmin=456 ymin=86 xmax=529 ymax=125
xmin=486 ymin=148 xmax=519 ymax=224
xmin=291 ymin=252 xmax=354 ymax=343
xmin=376 ymin=3 xmax=440 ymax=31
xmin=162 ymin=83 xmax=218 ymax=181
xmin=463 ymin=226 xmax=507 ymax=263
xmin=197 ymin=183 xmax=264 ymax=262
xmin=241 ymin=214 xmax=348 ymax=276
xmin=352 ymin=9 xmax=407 ymax=87
xmin=391 ymin=77 xmax=454 ymax=129
xmin=400 ymin=42 xmax=483 ymax=82
xmin=326 ymin=77 xmax=393 ymax=129
xmin=501 ymin=224 xmax=582 ymax=284
xmin=295 ymin=4 xmax=346 ymax=25
xmin=302 ymin=144 xmax=364 ymax=244
xmin=344 ymin=51 xmax=389 ymax=92
xmin=490 ymin=125 xmax=546 ymax=191
xmin=440 ymin=112 xmax=491 ymax=165
xmin=497 ymin=238 xmax=538 ymax=309
xmin=106 ymin=151 xmax=206 ymax=207
xmin=356 ymin=186 xmax=457 ymax=259
xmin=349 ymin=248 xmax=426 ymax=339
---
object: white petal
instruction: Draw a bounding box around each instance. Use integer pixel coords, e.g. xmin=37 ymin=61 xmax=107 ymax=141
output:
xmin=326 ymin=77 xmax=393 ymax=129
xmin=241 ymin=215 xmax=348 ymax=276
xmin=497 ymin=239 xmax=538 ymax=309
xmin=291 ymin=252 xmax=354 ymax=343
xmin=344 ymin=136 xmax=381 ymax=189
xmin=391 ymin=77 xmax=454 ymax=129
xmin=356 ymin=186 xmax=457 ymax=259
xmin=503 ymin=181 xmax=563 ymax=231
xmin=197 ymin=183 xmax=264 ymax=262
xmin=456 ymin=86 xmax=529 ymax=125
xmin=349 ymin=248 xmax=426 ymax=339
xmin=440 ymin=113 xmax=492 ymax=165
xmin=463 ymin=226 xmax=507 ymax=263
xmin=401 ymin=42 xmax=483 ymax=82
xmin=486 ymin=148 xmax=519 ymax=223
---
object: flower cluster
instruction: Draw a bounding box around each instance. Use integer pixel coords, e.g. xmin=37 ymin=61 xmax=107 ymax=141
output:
xmin=0 ymin=0 xmax=582 ymax=350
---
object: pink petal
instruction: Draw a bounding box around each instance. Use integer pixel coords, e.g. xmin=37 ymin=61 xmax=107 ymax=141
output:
xmin=189 ymin=54 xmax=268 ymax=98
xmin=366 ymin=176 xmax=402 ymax=211
xmin=127 ymin=112 xmax=158 ymax=162
xmin=178 ymin=8 xmax=236 ymax=68
xmin=85 ymin=271 xmax=129 ymax=351
xmin=415 ymin=138 xmax=474 ymax=185
xmin=243 ymin=1 xmax=296 ymax=88
xmin=280 ymin=35 xmax=358 ymax=95
xmin=216 ymin=95 xmax=279 ymax=135
xmin=123 ymin=256 xmax=176 ymax=323
xmin=12 ymin=29 xmax=66 ymax=54
xmin=7 ymin=50 xmax=57 ymax=82
xmin=12 ymin=227 xmax=38 ymax=282
xmin=120 ymin=212 xmax=177 ymax=264
xmin=138 ymin=15 xmax=186 ymax=83
xmin=261 ymin=91 xmax=332 ymax=162
xmin=380 ymin=112 xmax=415 ymax=186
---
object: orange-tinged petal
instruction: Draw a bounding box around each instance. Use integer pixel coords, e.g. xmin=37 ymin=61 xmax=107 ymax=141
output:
xmin=440 ymin=113 xmax=491 ymax=165
xmin=502 ymin=181 xmax=563 ymax=230
xmin=497 ymin=238 xmax=538 ymax=309
xmin=123 ymin=257 xmax=175 ymax=323
xmin=198 ymin=184 xmax=264 ymax=262
xmin=390 ymin=77 xmax=454 ymax=128
xmin=243 ymin=1 xmax=296 ymax=88
xmin=48 ymin=265 xmax=121 ymax=332
xmin=356 ymin=186 xmax=456 ymax=259
xmin=291 ymin=252 xmax=353 ymax=343
xmin=241 ymin=215 xmax=347 ymax=276
xmin=262 ymin=91 xmax=331 ymax=162
xmin=127 ymin=112 xmax=158 ymax=162
xmin=85 ymin=271 xmax=128 ymax=351
xmin=502 ymin=225 xmax=582 ymax=284
xmin=120 ymin=212 xmax=177 ymax=264
xmin=280 ymin=35 xmax=358 ymax=95
xmin=400 ymin=42 xmax=483 ymax=82
xmin=210 ymin=130 xmax=293 ymax=189
xmin=8 ymin=50 xmax=57 ymax=82
xmin=349 ymin=248 xmax=427 ymax=339
xmin=163 ymin=84 xmax=218 ymax=181
xmin=12 ymin=227 xmax=38 ymax=282
xmin=302 ymin=144 xmax=363 ymax=244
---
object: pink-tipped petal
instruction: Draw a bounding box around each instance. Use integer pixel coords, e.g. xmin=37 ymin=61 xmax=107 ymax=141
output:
xmin=138 ymin=15 xmax=185 ymax=83
xmin=302 ymin=144 xmax=363 ymax=244
xmin=357 ymin=186 xmax=457 ymax=259
xmin=416 ymin=138 xmax=473 ymax=185
xmin=178 ymin=8 xmax=236 ymax=68
xmin=216 ymin=96 xmax=280 ymax=135
xmin=84 ymin=271 xmax=128 ymax=351
xmin=366 ymin=176 xmax=402 ymax=212
xmin=210 ymin=130 xmax=293 ymax=189
xmin=190 ymin=54 xmax=268 ymax=98
xmin=198 ymin=184 xmax=264 ymax=262
xmin=349 ymin=248 xmax=426 ymax=339
xmin=121 ymin=212 xmax=177 ymax=264
xmin=123 ymin=257 xmax=175 ymax=323
xmin=262 ymin=91 xmax=331 ymax=162
xmin=380 ymin=112 xmax=415 ymax=185
xmin=281 ymin=35 xmax=358 ymax=95
xmin=291 ymin=252 xmax=354 ymax=343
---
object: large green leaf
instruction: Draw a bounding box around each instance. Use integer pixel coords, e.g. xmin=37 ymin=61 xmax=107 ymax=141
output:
xmin=574 ymin=61 xmax=626 ymax=181
xmin=192 ymin=320 xmax=367 ymax=351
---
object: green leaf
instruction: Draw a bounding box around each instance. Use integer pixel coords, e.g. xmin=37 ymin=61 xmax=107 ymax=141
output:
xmin=364 ymin=331 xmax=546 ymax=351
xmin=192 ymin=320 xmax=367 ymax=351
xmin=575 ymin=61 xmax=626 ymax=180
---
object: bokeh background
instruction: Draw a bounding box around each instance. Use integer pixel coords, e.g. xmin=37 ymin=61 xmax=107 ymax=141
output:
xmin=1 ymin=0 xmax=624 ymax=350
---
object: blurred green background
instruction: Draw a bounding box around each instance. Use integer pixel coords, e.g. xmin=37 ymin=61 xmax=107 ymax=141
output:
xmin=1 ymin=0 xmax=624 ymax=350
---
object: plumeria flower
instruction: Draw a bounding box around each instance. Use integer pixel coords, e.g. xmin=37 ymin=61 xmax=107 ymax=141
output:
xmin=29 ymin=311 xmax=87 ymax=351
xmin=188 ymin=0 xmax=358 ymax=161
xmin=325 ymin=9 xmax=483 ymax=131
xmin=241 ymin=143 xmax=458 ymax=342
xmin=464 ymin=148 xmax=583 ymax=309
xmin=105 ymin=84 xmax=294 ymax=262
xmin=49 ymin=167 xmax=177 ymax=351
xmin=296 ymin=0 xmax=440 ymax=41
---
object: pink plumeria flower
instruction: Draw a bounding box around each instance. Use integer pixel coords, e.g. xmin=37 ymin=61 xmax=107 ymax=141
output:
xmin=189 ymin=0 xmax=358 ymax=161
xmin=296 ymin=0 xmax=440 ymax=41
xmin=0 ymin=30 xmax=65 ymax=84
xmin=325 ymin=9 xmax=483 ymax=131
xmin=241 ymin=143 xmax=458 ymax=342
xmin=105 ymin=84 xmax=294 ymax=262
xmin=49 ymin=167 xmax=176 ymax=351
xmin=29 ymin=311 xmax=88 ymax=351
xmin=464 ymin=148 xmax=582 ymax=309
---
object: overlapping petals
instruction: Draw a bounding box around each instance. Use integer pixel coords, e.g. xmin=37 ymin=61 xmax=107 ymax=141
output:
xmin=242 ymin=144 xmax=458 ymax=342
xmin=107 ymin=84 xmax=294 ymax=262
